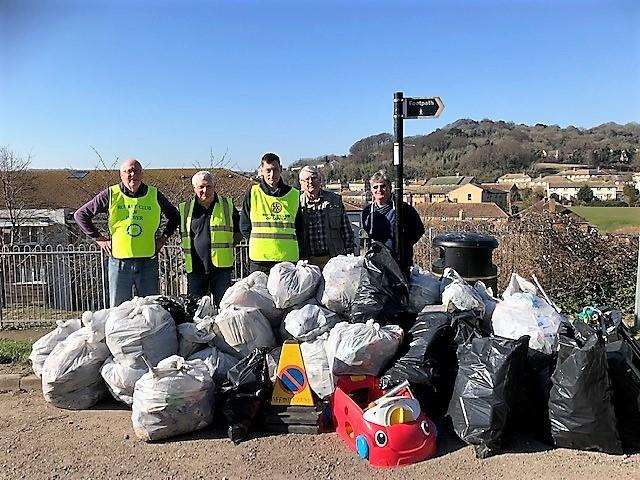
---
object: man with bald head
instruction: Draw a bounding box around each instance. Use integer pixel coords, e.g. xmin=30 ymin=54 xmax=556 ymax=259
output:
xmin=179 ymin=170 xmax=241 ymax=305
xmin=75 ymin=158 xmax=180 ymax=307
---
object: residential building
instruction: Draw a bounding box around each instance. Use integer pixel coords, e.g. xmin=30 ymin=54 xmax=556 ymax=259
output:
xmin=447 ymin=183 xmax=510 ymax=213
xmin=546 ymin=180 xmax=618 ymax=202
xmin=496 ymin=173 xmax=531 ymax=188
xmin=415 ymin=202 xmax=509 ymax=222
xmin=423 ymin=175 xmax=476 ymax=203
xmin=559 ymin=169 xmax=598 ymax=182
xmin=324 ymin=181 xmax=343 ymax=193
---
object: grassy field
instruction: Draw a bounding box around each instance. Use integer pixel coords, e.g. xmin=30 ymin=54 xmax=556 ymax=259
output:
xmin=570 ymin=206 xmax=640 ymax=233
xmin=0 ymin=339 xmax=32 ymax=364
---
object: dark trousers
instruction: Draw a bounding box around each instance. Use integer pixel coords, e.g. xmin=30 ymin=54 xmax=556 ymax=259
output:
xmin=249 ymin=260 xmax=279 ymax=275
xmin=187 ymin=267 xmax=233 ymax=306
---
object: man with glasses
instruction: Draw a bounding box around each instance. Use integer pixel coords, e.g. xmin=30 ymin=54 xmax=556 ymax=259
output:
xmin=362 ymin=170 xmax=424 ymax=274
xmin=298 ymin=165 xmax=354 ymax=268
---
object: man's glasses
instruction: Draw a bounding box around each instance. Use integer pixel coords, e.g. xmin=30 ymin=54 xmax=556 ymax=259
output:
xmin=300 ymin=177 xmax=319 ymax=184
xmin=371 ymin=184 xmax=389 ymax=190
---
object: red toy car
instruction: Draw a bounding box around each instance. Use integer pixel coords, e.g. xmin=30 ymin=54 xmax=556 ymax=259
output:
xmin=332 ymin=375 xmax=437 ymax=468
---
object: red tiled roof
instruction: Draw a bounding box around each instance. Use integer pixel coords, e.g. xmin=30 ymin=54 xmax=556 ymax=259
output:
xmin=481 ymin=182 xmax=518 ymax=193
xmin=5 ymin=168 xmax=255 ymax=210
xmin=415 ymin=202 xmax=509 ymax=219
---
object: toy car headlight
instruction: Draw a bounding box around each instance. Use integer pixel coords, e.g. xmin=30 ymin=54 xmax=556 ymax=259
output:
xmin=374 ymin=430 xmax=388 ymax=447
xmin=421 ymin=420 xmax=431 ymax=436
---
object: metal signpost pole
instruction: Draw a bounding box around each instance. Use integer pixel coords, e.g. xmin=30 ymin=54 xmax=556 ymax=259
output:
xmin=390 ymin=93 xmax=444 ymax=272
xmin=393 ymin=91 xmax=405 ymax=269
xmin=635 ymin=234 xmax=640 ymax=328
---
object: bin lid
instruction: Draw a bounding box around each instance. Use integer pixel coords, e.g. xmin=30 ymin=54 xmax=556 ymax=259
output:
xmin=432 ymin=231 xmax=499 ymax=249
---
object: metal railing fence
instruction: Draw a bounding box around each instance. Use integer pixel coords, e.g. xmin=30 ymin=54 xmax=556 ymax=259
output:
xmin=0 ymin=242 xmax=250 ymax=326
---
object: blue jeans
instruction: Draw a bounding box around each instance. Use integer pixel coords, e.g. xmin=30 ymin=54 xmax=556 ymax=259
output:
xmin=108 ymin=257 xmax=159 ymax=308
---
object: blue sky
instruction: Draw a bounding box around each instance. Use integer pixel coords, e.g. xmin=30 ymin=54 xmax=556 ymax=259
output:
xmin=1 ymin=0 xmax=638 ymax=171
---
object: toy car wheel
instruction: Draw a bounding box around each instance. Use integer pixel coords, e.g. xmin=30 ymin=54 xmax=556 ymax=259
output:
xmin=356 ymin=435 xmax=369 ymax=460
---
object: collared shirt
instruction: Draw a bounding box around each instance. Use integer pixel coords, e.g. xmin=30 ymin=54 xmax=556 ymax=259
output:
xmin=301 ymin=190 xmax=355 ymax=257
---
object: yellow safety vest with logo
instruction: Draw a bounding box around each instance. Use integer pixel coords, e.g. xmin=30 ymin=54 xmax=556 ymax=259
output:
xmin=108 ymin=184 xmax=161 ymax=259
xmin=179 ymin=195 xmax=235 ymax=272
xmin=249 ymin=184 xmax=300 ymax=262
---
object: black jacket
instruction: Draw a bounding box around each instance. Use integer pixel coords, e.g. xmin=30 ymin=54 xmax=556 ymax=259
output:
xmin=240 ymin=179 xmax=305 ymax=255
xmin=362 ymin=201 xmax=425 ymax=271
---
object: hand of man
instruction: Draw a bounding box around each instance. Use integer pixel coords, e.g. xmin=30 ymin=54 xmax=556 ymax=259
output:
xmin=96 ymin=236 xmax=112 ymax=256
xmin=155 ymin=235 xmax=168 ymax=252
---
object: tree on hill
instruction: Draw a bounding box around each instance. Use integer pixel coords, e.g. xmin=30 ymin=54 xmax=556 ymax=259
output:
xmin=576 ymin=186 xmax=594 ymax=204
xmin=314 ymin=119 xmax=640 ymax=182
xmin=623 ymin=184 xmax=639 ymax=206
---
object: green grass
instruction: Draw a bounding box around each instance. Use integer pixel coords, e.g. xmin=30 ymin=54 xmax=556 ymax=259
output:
xmin=0 ymin=339 xmax=33 ymax=364
xmin=570 ymin=206 xmax=640 ymax=233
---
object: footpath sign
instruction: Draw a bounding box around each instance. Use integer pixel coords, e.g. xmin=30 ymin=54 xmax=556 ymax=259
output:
xmin=393 ymin=92 xmax=445 ymax=268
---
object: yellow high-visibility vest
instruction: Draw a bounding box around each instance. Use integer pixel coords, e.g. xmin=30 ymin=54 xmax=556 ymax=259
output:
xmin=249 ymin=185 xmax=300 ymax=262
xmin=108 ymin=184 xmax=161 ymax=259
xmin=179 ymin=196 xmax=235 ymax=271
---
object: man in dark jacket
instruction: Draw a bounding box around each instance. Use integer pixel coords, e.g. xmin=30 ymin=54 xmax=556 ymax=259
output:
xmin=240 ymin=153 xmax=304 ymax=274
xmin=361 ymin=170 xmax=425 ymax=274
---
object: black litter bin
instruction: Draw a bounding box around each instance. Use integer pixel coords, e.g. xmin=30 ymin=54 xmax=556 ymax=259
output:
xmin=431 ymin=232 xmax=499 ymax=293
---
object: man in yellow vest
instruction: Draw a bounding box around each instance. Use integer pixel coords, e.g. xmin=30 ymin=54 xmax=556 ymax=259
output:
xmin=240 ymin=153 xmax=304 ymax=274
xmin=179 ymin=171 xmax=241 ymax=304
xmin=74 ymin=158 xmax=180 ymax=307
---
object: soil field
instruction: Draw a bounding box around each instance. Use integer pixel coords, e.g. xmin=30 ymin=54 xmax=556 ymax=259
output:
xmin=0 ymin=391 xmax=639 ymax=480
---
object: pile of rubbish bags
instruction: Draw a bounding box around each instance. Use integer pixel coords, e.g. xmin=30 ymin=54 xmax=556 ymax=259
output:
xmin=30 ymin=241 xmax=640 ymax=459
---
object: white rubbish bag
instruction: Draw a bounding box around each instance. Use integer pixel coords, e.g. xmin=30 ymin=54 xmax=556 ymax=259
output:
xmin=177 ymin=322 xmax=216 ymax=358
xmin=219 ymin=271 xmax=283 ymax=324
xmin=105 ymin=301 xmax=178 ymax=367
xmin=187 ymin=346 xmax=239 ymax=380
xmin=502 ymin=273 xmax=538 ymax=299
xmin=41 ymin=327 xmax=110 ymax=410
xmin=408 ymin=266 xmax=441 ymax=312
xmin=492 ymin=292 xmax=565 ymax=354
xmin=441 ymin=268 xmax=485 ymax=316
xmin=300 ymin=333 xmax=333 ymax=399
xmin=325 ymin=320 xmax=404 ymax=376
xmin=194 ymin=296 xmax=217 ymax=323
xmin=318 ymin=255 xmax=364 ymax=313
xmin=100 ymin=356 xmax=147 ymax=406
xmin=211 ymin=306 xmax=275 ymax=357
xmin=29 ymin=318 xmax=82 ymax=378
xmin=132 ymin=356 xmax=215 ymax=441
xmin=81 ymin=308 xmax=111 ymax=343
xmin=267 ymin=261 xmax=322 ymax=309
xmin=283 ymin=304 xmax=339 ymax=342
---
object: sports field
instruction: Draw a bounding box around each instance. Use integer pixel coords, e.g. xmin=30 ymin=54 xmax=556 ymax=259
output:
xmin=570 ymin=206 xmax=640 ymax=233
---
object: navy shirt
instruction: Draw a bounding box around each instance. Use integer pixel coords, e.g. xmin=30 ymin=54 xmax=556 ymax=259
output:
xmin=189 ymin=194 xmax=240 ymax=274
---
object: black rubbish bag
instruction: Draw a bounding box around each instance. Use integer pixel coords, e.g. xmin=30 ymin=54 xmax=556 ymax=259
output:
xmin=220 ymin=348 xmax=273 ymax=444
xmin=452 ymin=309 xmax=489 ymax=345
xmin=510 ymin=348 xmax=557 ymax=444
xmin=350 ymin=241 xmax=409 ymax=324
xmin=155 ymin=295 xmax=199 ymax=325
xmin=447 ymin=335 xmax=529 ymax=459
xmin=607 ymin=324 xmax=640 ymax=450
xmin=379 ymin=311 xmax=457 ymax=418
xmin=548 ymin=332 xmax=622 ymax=454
